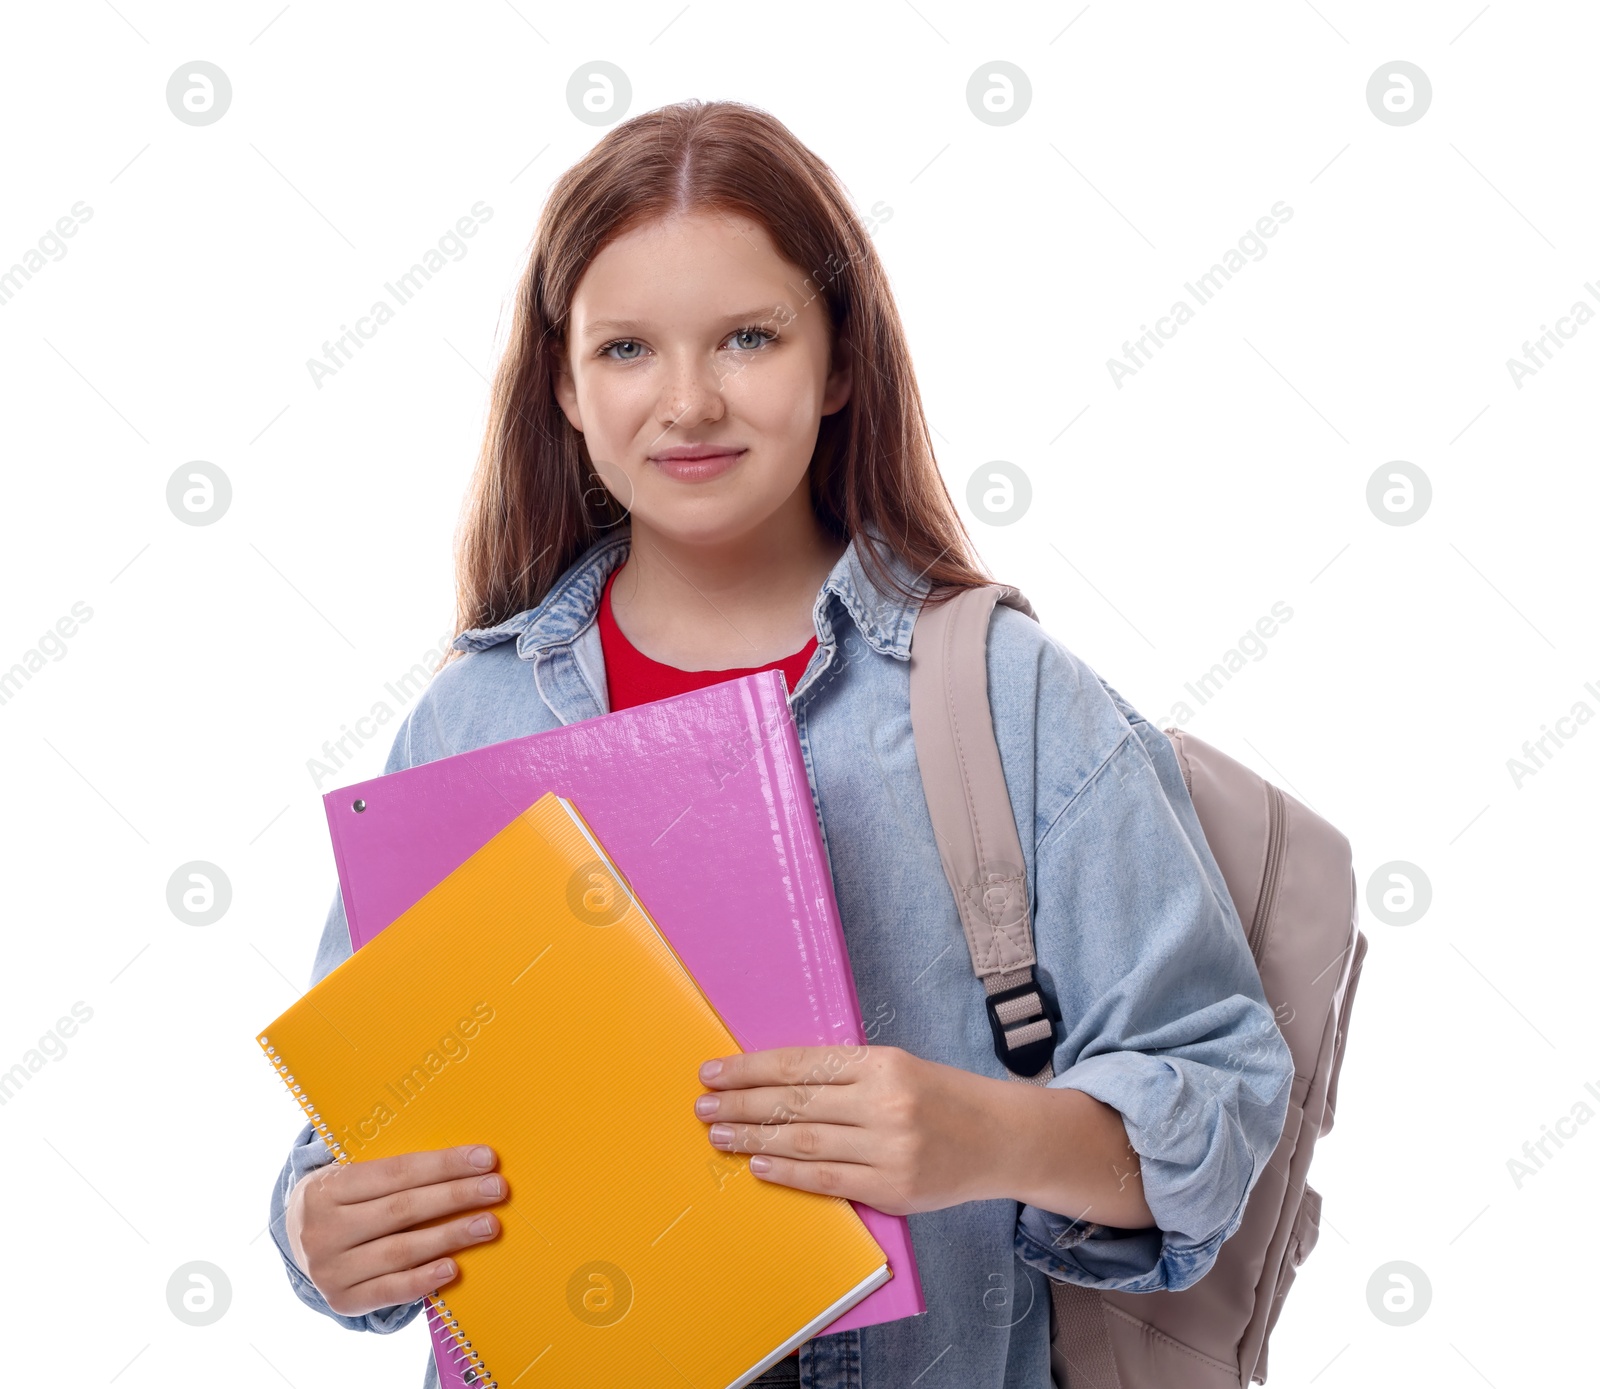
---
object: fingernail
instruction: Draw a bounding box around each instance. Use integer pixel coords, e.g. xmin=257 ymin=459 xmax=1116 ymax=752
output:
xmin=478 ymin=1175 xmax=503 ymax=1198
xmin=695 ymin=1095 xmax=719 ymax=1117
xmin=710 ymin=1123 xmax=734 ymax=1146
xmin=469 ymin=1215 xmax=494 ymax=1237
xmin=749 ymin=1156 xmax=772 ymax=1174
xmin=467 ymin=1145 xmax=494 ymax=1168
xmin=700 ymin=1059 xmax=723 ymax=1081
xmin=432 ymin=1260 xmax=454 ymax=1281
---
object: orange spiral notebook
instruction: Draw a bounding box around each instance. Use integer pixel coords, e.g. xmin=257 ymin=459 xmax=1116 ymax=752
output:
xmin=258 ymin=791 xmax=891 ymax=1387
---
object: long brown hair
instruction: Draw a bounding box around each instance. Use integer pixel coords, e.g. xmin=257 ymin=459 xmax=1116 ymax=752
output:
xmin=439 ymin=97 xmax=995 ymax=672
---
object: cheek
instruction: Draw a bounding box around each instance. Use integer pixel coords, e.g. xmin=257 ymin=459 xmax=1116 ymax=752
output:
xmin=574 ymin=373 xmax=657 ymax=473
xmin=577 ymin=367 xmax=654 ymax=439
xmin=732 ymin=358 xmax=825 ymax=448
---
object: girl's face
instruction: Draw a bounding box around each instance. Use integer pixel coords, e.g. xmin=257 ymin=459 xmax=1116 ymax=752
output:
xmin=553 ymin=210 xmax=852 ymax=547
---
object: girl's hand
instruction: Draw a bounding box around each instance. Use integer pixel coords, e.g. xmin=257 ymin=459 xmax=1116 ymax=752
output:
xmin=285 ymin=1145 xmax=509 ymax=1317
xmin=693 ymin=1045 xmax=1004 ymax=1217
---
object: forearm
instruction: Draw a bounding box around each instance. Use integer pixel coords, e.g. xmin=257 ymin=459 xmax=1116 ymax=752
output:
xmin=983 ymin=1077 xmax=1154 ymax=1230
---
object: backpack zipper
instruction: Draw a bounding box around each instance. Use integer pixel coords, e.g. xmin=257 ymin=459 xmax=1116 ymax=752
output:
xmin=1248 ymin=783 xmax=1287 ymax=960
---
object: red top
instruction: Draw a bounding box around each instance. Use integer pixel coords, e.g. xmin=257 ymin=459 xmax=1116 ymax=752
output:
xmin=598 ymin=564 xmax=819 ymax=711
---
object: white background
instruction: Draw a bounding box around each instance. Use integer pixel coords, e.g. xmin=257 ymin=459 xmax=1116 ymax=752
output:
xmin=0 ymin=1 xmax=1593 ymax=1385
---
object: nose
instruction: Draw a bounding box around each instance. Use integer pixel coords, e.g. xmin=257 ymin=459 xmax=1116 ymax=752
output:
xmin=655 ymin=349 xmax=727 ymax=434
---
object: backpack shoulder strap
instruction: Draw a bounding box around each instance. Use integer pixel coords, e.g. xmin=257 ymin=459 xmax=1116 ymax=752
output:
xmin=908 ymin=582 xmax=1060 ymax=1081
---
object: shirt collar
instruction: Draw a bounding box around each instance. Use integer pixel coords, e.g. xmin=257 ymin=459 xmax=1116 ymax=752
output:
xmin=451 ymin=521 xmax=935 ymax=663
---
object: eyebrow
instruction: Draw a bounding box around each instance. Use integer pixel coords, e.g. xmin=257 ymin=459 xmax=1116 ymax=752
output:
xmin=578 ymin=306 xmax=792 ymax=340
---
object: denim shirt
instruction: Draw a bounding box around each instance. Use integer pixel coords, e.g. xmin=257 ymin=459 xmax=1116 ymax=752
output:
xmin=267 ymin=523 xmax=1293 ymax=1389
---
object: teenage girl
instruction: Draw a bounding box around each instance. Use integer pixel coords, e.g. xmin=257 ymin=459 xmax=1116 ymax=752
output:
xmin=270 ymin=99 xmax=1293 ymax=1389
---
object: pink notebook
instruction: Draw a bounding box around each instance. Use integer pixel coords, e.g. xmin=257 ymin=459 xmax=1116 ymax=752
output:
xmin=324 ymin=669 xmax=926 ymax=1386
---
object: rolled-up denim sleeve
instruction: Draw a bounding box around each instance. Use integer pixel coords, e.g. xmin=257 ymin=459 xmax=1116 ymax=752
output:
xmin=1010 ymin=667 xmax=1293 ymax=1295
xmin=266 ymin=708 xmax=430 ymax=1332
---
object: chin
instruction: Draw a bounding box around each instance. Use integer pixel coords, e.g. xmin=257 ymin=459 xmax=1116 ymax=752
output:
xmin=632 ymin=501 xmax=786 ymax=549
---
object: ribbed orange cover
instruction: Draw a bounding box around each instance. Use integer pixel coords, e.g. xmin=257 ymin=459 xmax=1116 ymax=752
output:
xmin=259 ymin=791 xmax=889 ymax=1388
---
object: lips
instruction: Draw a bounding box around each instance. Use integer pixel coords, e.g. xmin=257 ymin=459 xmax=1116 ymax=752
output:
xmin=649 ymin=444 xmax=742 ymax=460
xmin=649 ymin=447 xmax=746 ymax=481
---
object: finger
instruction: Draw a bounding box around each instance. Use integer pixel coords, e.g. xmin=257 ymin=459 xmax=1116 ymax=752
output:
xmin=328 ymin=1250 xmax=461 ymax=1318
xmin=743 ymin=1153 xmax=880 ymax=1206
xmin=708 ymin=1119 xmax=860 ymax=1165
xmin=341 ymin=1169 xmax=510 ymax=1247
xmin=337 ymin=1207 xmax=503 ymax=1300
xmin=697 ymin=1080 xmax=858 ymax=1129
xmin=322 ymin=1145 xmax=498 ymax=1205
xmin=701 ymin=1044 xmax=875 ymax=1095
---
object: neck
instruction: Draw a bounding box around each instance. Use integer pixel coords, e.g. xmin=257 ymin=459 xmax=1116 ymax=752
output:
xmin=608 ymin=497 xmax=848 ymax=673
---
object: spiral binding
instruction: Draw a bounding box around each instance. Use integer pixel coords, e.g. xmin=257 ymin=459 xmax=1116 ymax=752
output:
xmin=425 ymin=1296 xmax=499 ymax=1387
xmin=259 ymin=1034 xmax=499 ymax=1389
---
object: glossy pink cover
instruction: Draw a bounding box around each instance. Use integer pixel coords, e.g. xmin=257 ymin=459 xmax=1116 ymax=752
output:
xmin=324 ymin=669 xmax=925 ymax=1386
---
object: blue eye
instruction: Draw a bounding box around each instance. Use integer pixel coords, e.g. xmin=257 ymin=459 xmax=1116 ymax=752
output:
xmin=596 ymin=326 xmax=776 ymax=361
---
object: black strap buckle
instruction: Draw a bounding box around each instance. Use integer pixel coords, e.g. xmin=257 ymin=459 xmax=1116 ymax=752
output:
xmin=985 ymin=973 xmax=1061 ymax=1077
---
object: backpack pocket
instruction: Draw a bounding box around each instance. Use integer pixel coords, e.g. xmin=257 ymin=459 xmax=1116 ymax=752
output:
xmin=1252 ymin=1183 xmax=1323 ymax=1382
xmin=1322 ymin=928 xmax=1367 ymax=1138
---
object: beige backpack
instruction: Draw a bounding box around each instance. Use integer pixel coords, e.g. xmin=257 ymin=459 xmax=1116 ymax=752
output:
xmin=908 ymin=584 xmax=1366 ymax=1387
